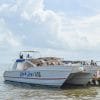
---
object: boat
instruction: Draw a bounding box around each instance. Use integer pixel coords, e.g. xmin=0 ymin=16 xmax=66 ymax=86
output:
xmin=3 ymin=51 xmax=92 ymax=88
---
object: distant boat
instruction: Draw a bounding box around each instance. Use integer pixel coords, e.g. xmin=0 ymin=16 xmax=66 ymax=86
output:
xmin=3 ymin=51 xmax=92 ymax=88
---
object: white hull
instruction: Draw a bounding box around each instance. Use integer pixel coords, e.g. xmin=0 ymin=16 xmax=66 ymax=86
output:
xmin=64 ymin=72 xmax=92 ymax=85
xmin=4 ymin=66 xmax=92 ymax=87
xmin=4 ymin=66 xmax=71 ymax=87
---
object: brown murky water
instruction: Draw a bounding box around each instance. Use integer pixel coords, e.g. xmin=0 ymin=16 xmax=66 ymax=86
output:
xmin=0 ymin=64 xmax=100 ymax=100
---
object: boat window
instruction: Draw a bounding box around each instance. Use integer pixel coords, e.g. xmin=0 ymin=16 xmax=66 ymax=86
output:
xmin=16 ymin=62 xmax=34 ymax=70
xmin=16 ymin=62 xmax=25 ymax=70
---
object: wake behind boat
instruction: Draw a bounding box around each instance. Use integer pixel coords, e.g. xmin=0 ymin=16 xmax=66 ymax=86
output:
xmin=3 ymin=51 xmax=92 ymax=88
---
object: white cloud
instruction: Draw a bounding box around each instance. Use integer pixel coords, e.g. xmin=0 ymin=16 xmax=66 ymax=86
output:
xmin=3 ymin=32 xmax=21 ymax=47
xmin=20 ymin=0 xmax=62 ymax=32
xmin=0 ymin=4 xmax=9 ymax=12
xmin=0 ymin=19 xmax=21 ymax=48
xmin=0 ymin=0 xmax=100 ymax=61
xmin=78 ymin=0 xmax=100 ymax=14
xmin=55 ymin=13 xmax=100 ymax=51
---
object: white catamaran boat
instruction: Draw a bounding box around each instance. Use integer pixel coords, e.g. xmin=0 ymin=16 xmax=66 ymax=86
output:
xmin=3 ymin=51 xmax=92 ymax=88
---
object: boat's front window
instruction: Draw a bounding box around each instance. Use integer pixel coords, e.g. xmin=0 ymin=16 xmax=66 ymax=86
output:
xmin=16 ymin=62 xmax=25 ymax=70
xmin=16 ymin=61 xmax=35 ymax=70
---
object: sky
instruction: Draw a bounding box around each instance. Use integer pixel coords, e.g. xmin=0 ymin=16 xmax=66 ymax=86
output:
xmin=0 ymin=0 xmax=100 ymax=63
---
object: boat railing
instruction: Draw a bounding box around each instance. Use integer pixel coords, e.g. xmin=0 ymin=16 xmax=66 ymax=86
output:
xmin=83 ymin=65 xmax=98 ymax=73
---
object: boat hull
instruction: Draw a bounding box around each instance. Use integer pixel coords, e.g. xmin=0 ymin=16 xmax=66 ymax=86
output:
xmin=4 ymin=66 xmax=92 ymax=87
xmin=4 ymin=67 xmax=71 ymax=87
xmin=63 ymin=72 xmax=92 ymax=86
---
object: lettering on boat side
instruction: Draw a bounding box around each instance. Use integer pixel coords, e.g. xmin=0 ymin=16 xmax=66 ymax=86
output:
xmin=20 ymin=72 xmax=41 ymax=78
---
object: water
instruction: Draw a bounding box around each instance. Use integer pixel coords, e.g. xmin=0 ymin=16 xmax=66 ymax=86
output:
xmin=0 ymin=64 xmax=100 ymax=100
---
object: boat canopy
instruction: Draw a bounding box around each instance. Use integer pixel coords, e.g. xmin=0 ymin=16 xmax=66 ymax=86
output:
xmin=19 ymin=50 xmax=40 ymax=59
xmin=20 ymin=50 xmax=39 ymax=53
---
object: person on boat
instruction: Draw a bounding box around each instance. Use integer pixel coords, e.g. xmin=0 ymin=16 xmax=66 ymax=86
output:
xmin=20 ymin=54 xmax=23 ymax=59
xmin=27 ymin=54 xmax=30 ymax=58
xmin=96 ymin=70 xmax=100 ymax=85
xmin=92 ymin=74 xmax=96 ymax=85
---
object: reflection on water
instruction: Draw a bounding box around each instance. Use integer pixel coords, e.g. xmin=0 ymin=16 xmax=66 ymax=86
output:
xmin=0 ymin=64 xmax=100 ymax=100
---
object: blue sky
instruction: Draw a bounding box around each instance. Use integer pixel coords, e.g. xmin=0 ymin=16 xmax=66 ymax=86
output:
xmin=0 ymin=0 xmax=100 ymax=63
